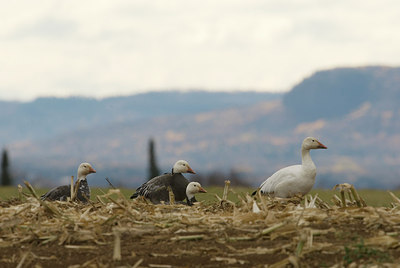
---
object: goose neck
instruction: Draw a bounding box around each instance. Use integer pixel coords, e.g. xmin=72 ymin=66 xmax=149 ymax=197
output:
xmin=186 ymin=191 xmax=194 ymax=200
xmin=77 ymin=175 xmax=87 ymax=181
xmin=301 ymin=148 xmax=315 ymax=168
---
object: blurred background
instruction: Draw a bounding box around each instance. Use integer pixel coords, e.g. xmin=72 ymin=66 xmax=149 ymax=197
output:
xmin=1 ymin=1 xmax=400 ymax=190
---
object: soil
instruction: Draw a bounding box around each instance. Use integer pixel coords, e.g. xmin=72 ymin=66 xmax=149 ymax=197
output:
xmin=1 ymin=195 xmax=400 ymax=267
xmin=1 ymin=220 xmax=398 ymax=267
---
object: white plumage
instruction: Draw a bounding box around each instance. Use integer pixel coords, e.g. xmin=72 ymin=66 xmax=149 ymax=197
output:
xmin=258 ymin=137 xmax=327 ymax=198
xmin=252 ymin=201 xmax=261 ymax=213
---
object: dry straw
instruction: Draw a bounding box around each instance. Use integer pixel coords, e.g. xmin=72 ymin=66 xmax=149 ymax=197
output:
xmin=1 ymin=182 xmax=400 ymax=266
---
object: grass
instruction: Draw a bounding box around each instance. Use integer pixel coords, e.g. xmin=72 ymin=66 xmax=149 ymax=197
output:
xmin=343 ymin=239 xmax=391 ymax=264
xmin=1 ymin=185 xmax=400 ymax=207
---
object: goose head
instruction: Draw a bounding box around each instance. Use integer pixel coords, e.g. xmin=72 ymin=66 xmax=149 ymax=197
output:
xmin=186 ymin=182 xmax=207 ymax=197
xmin=172 ymin=160 xmax=195 ymax=174
xmin=186 ymin=182 xmax=207 ymax=205
xmin=77 ymin=162 xmax=96 ymax=179
xmin=302 ymin=137 xmax=327 ymax=150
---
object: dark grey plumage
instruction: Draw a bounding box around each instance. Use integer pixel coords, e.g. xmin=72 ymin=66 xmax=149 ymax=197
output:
xmin=130 ymin=173 xmax=189 ymax=203
xmin=130 ymin=160 xmax=195 ymax=204
xmin=40 ymin=185 xmax=70 ymax=202
xmin=40 ymin=179 xmax=90 ymax=202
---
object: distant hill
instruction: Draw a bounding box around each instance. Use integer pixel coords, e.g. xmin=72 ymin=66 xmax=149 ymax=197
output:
xmin=2 ymin=66 xmax=400 ymax=190
xmin=0 ymin=91 xmax=281 ymax=186
xmin=0 ymin=91 xmax=281 ymax=144
xmin=283 ymin=66 xmax=400 ymax=121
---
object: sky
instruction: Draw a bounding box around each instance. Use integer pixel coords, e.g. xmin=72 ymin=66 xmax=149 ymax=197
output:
xmin=1 ymin=0 xmax=400 ymax=101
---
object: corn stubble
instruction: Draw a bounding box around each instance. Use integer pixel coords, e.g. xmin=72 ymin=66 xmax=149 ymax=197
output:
xmin=1 ymin=181 xmax=400 ymax=267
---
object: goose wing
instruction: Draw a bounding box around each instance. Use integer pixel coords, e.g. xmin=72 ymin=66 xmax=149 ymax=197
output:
xmin=130 ymin=173 xmax=172 ymax=199
xmin=260 ymin=165 xmax=302 ymax=197
xmin=41 ymin=185 xmax=70 ymax=201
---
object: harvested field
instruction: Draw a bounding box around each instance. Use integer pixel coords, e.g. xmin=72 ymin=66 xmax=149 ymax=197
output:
xmin=1 ymin=182 xmax=400 ymax=267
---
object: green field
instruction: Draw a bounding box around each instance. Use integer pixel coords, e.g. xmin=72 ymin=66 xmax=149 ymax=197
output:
xmin=1 ymin=185 xmax=400 ymax=207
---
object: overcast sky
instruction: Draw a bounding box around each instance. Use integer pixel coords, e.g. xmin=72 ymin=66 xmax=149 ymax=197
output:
xmin=1 ymin=1 xmax=400 ymax=101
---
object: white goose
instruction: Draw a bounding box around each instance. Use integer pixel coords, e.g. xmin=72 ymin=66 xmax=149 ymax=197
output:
xmin=256 ymin=137 xmax=327 ymax=198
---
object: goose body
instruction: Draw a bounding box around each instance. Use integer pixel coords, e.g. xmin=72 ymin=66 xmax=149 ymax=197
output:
xmin=258 ymin=137 xmax=327 ymax=198
xmin=41 ymin=163 xmax=96 ymax=202
xmin=130 ymin=160 xmax=195 ymax=204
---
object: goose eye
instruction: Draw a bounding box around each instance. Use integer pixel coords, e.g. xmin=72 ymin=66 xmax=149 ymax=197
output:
xmin=312 ymin=140 xmax=315 ymax=142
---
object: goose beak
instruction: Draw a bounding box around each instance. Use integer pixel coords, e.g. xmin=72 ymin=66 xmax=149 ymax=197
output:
xmin=89 ymin=168 xmax=97 ymax=173
xmin=187 ymin=166 xmax=196 ymax=174
xmin=317 ymin=142 xmax=327 ymax=149
xmin=198 ymin=187 xmax=207 ymax=193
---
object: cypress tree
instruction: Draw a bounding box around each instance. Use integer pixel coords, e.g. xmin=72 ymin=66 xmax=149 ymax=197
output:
xmin=1 ymin=149 xmax=12 ymax=186
xmin=148 ymin=138 xmax=160 ymax=181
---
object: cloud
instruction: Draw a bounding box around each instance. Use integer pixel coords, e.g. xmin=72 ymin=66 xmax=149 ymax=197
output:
xmin=10 ymin=17 xmax=77 ymax=39
xmin=1 ymin=1 xmax=400 ymax=101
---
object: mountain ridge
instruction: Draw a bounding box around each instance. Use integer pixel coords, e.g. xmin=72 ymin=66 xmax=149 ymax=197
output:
xmin=2 ymin=66 xmax=400 ymax=189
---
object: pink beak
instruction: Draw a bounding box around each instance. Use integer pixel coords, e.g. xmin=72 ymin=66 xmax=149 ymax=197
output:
xmin=187 ymin=166 xmax=196 ymax=174
xmin=89 ymin=168 xmax=97 ymax=173
xmin=318 ymin=142 xmax=327 ymax=149
xmin=198 ymin=187 xmax=207 ymax=193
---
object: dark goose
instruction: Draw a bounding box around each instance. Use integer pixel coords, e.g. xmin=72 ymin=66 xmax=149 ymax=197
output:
xmin=167 ymin=182 xmax=207 ymax=206
xmin=40 ymin=163 xmax=96 ymax=202
xmin=184 ymin=182 xmax=207 ymax=206
xmin=130 ymin=160 xmax=195 ymax=204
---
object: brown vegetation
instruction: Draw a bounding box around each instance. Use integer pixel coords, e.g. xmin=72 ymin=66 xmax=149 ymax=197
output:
xmin=1 ymin=182 xmax=400 ymax=267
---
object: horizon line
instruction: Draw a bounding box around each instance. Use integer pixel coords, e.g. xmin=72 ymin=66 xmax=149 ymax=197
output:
xmin=0 ymin=88 xmax=288 ymax=103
